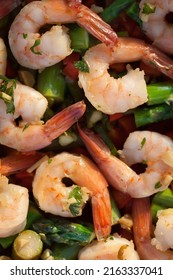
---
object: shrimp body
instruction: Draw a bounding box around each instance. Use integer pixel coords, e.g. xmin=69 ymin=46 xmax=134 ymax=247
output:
xmin=0 ymin=175 xmax=29 ymax=238
xmin=32 ymin=152 xmax=112 ymax=240
xmin=78 ymin=42 xmax=148 ymax=114
xmin=151 ymin=208 xmax=173 ymax=251
xmin=78 ymin=37 xmax=173 ymax=114
xmin=139 ymin=0 xmax=173 ymax=54
xmin=120 ymin=131 xmax=173 ymax=196
xmin=8 ymin=0 xmax=117 ymax=69
xmin=78 ymin=234 xmax=140 ymax=260
xmin=78 ymin=127 xmax=173 ymax=198
xmin=0 ymin=81 xmax=86 ymax=151
xmin=0 ymin=38 xmax=7 ymax=75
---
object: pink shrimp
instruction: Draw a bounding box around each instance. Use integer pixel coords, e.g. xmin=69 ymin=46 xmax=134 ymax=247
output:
xmin=78 ymin=126 xmax=173 ymax=198
xmin=8 ymin=0 xmax=118 ymax=69
xmin=0 ymin=80 xmax=86 ymax=152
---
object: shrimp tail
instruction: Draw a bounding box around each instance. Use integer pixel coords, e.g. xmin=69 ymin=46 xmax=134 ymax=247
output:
xmin=144 ymin=46 xmax=173 ymax=79
xmin=77 ymin=124 xmax=111 ymax=161
xmin=0 ymin=152 xmax=43 ymax=176
xmin=77 ymin=125 xmax=132 ymax=193
xmin=44 ymin=100 xmax=86 ymax=141
xmin=132 ymin=198 xmax=173 ymax=260
xmin=92 ymin=188 xmax=112 ymax=240
xmin=76 ymin=5 xmax=118 ymax=46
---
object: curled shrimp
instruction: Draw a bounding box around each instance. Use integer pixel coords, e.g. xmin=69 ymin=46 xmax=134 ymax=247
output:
xmin=0 ymin=175 xmax=29 ymax=238
xmin=0 ymin=38 xmax=7 ymax=75
xmin=0 ymin=78 xmax=86 ymax=151
xmin=78 ymin=37 xmax=173 ymax=114
xmin=132 ymin=197 xmax=173 ymax=260
xmin=32 ymin=152 xmax=112 ymax=240
xmin=8 ymin=0 xmax=117 ymax=70
xmin=78 ymin=233 xmax=139 ymax=260
xmin=139 ymin=0 xmax=173 ymax=54
xmin=78 ymin=126 xmax=173 ymax=198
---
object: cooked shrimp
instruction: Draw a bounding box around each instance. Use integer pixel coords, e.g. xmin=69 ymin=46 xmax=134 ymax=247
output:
xmin=0 ymin=79 xmax=86 ymax=151
xmin=0 ymin=38 xmax=7 ymax=75
xmin=32 ymin=152 xmax=112 ymax=240
xmin=78 ymin=233 xmax=139 ymax=260
xmin=0 ymin=175 xmax=29 ymax=238
xmin=139 ymin=0 xmax=173 ymax=54
xmin=78 ymin=126 xmax=173 ymax=198
xmin=8 ymin=0 xmax=117 ymax=70
xmin=78 ymin=37 xmax=173 ymax=114
xmin=132 ymin=197 xmax=173 ymax=259
xmin=151 ymin=208 xmax=173 ymax=251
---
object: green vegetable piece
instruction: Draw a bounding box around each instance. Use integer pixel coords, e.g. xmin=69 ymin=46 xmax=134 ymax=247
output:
xmin=152 ymin=188 xmax=173 ymax=208
xmin=74 ymin=58 xmax=89 ymax=73
xmin=33 ymin=218 xmax=95 ymax=246
xmin=69 ymin=25 xmax=89 ymax=52
xmin=30 ymin=39 xmax=42 ymax=55
xmin=51 ymin=243 xmax=81 ymax=260
xmin=68 ymin=186 xmax=83 ymax=216
xmin=110 ymin=193 xmax=121 ymax=225
xmin=23 ymin=33 xmax=28 ymax=39
xmin=100 ymin=0 xmax=134 ymax=23
xmin=140 ymin=137 xmax=146 ymax=149
xmin=151 ymin=188 xmax=173 ymax=222
xmin=154 ymin=181 xmax=162 ymax=189
xmin=25 ymin=203 xmax=43 ymax=229
xmin=37 ymin=63 xmax=66 ymax=107
xmin=0 ymin=235 xmax=17 ymax=250
xmin=0 ymin=75 xmax=16 ymax=114
xmin=142 ymin=3 xmax=156 ymax=15
xmin=12 ymin=230 xmax=43 ymax=260
xmin=126 ymin=2 xmax=142 ymax=26
xmin=134 ymin=104 xmax=172 ymax=127
xmin=147 ymin=82 xmax=173 ymax=106
xmin=151 ymin=202 xmax=165 ymax=223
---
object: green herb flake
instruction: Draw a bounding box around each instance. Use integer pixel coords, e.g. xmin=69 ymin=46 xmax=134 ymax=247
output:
xmin=74 ymin=58 xmax=89 ymax=73
xmin=154 ymin=181 xmax=162 ymax=189
xmin=68 ymin=186 xmax=83 ymax=216
xmin=30 ymin=39 xmax=42 ymax=55
xmin=48 ymin=158 xmax=52 ymax=164
xmin=23 ymin=33 xmax=28 ymax=39
xmin=142 ymin=3 xmax=156 ymax=15
xmin=22 ymin=123 xmax=29 ymax=131
xmin=140 ymin=137 xmax=146 ymax=149
xmin=0 ymin=75 xmax=16 ymax=114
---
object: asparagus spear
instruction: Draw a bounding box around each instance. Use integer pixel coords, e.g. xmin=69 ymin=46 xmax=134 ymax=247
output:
xmin=32 ymin=217 xmax=95 ymax=246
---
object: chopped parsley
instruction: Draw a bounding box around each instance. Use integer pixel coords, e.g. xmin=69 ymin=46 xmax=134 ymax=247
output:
xmin=0 ymin=75 xmax=16 ymax=114
xmin=140 ymin=137 xmax=146 ymax=149
xmin=30 ymin=39 xmax=42 ymax=55
xmin=68 ymin=186 xmax=83 ymax=216
xmin=154 ymin=181 xmax=162 ymax=189
xmin=23 ymin=33 xmax=28 ymax=39
xmin=74 ymin=58 xmax=89 ymax=73
xmin=142 ymin=3 xmax=156 ymax=15
xmin=22 ymin=123 xmax=29 ymax=131
xmin=48 ymin=158 xmax=52 ymax=164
